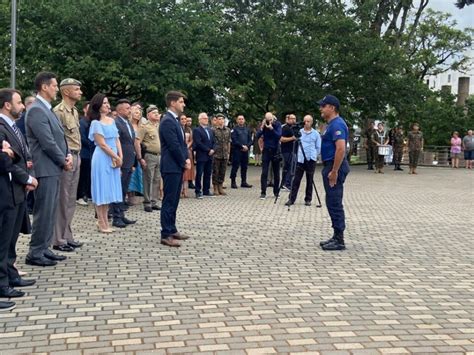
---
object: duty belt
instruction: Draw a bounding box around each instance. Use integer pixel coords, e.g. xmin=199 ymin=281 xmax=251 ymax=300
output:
xmin=145 ymin=151 xmax=159 ymax=156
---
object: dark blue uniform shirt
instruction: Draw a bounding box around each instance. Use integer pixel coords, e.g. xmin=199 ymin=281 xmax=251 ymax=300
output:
xmin=321 ymin=116 xmax=349 ymax=162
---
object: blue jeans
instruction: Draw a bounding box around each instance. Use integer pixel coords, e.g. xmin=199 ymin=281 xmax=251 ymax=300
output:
xmin=321 ymin=159 xmax=350 ymax=233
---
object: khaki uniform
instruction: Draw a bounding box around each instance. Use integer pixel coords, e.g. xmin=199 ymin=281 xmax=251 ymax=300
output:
xmin=138 ymin=121 xmax=161 ymax=207
xmin=52 ymin=101 xmax=81 ymax=247
xmin=371 ymin=130 xmax=387 ymax=169
xmin=212 ymin=126 xmax=231 ymax=186
xmin=407 ymin=131 xmax=423 ymax=168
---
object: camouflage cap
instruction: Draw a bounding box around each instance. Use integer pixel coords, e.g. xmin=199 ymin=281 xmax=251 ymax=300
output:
xmin=59 ymin=78 xmax=81 ymax=87
xmin=146 ymin=105 xmax=159 ymax=114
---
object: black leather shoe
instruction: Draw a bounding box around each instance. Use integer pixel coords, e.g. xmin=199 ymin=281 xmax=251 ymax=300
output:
xmin=53 ymin=244 xmax=75 ymax=252
xmin=9 ymin=277 xmax=36 ymax=288
xmin=188 ymin=182 xmax=195 ymax=189
xmin=0 ymin=286 xmax=25 ymax=298
xmin=285 ymin=200 xmax=294 ymax=206
xmin=151 ymin=205 xmax=161 ymax=210
xmin=25 ymin=256 xmax=57 ymax=267
xmin=319 ymin=237 xmax=335 ymax=247
xmin=44 ymin=252 xmax=67 ymax=261
xmin=144 ymin=206 xmax=153 ymax=212
xmin=241 ymin=182 xmax=253 ymax=188
xmin=321 ymin=240 xmax=346 ymax=251
xmin=112 ymin=219 xmax=127 ymax=228
xmin=68 ymin=240 xmax=83 ymax=248
xmin=122 ymin=217 xmax=136 ymax=225
xmin=0 ymin=301 xmax=15 ymax=311
xmin=231 ymin=181 xmax=238 ymax=189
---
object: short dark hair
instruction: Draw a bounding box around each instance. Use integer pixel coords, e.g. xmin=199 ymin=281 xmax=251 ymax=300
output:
xmin=34 ymin=72 xmax=57 ymax=92
xmin=116 ymin=98 xmax=131 ymax=107
xmin=165 ymin=91 xmax=186 ymax=107
xmin=87 ymin=93 xmax=106 ymax=121
xmin=0 ymin=88 xmax=22 ymax=109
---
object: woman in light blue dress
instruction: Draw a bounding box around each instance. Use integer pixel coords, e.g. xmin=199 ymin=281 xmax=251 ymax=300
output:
xmin=88 ymin=93 xmax=123 ymax=233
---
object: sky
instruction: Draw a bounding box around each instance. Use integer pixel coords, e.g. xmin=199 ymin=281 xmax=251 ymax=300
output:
xmin=426 ymin=0 xmax=473 ymax=29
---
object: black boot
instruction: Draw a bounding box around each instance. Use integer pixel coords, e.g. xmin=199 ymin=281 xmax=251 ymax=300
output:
xmin=368 ymin=163 xmax=374 ymax=170
xmin=231 ymin=179 xmax=238 ymax=189
xmin=321 ymin=231 xmax=345 ymax=251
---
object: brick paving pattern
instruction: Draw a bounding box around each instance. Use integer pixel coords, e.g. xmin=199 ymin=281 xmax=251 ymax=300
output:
xmin=1 ymin=165 xmax=473 ymax=354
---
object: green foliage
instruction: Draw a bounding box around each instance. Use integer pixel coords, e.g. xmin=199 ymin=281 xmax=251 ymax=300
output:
xmin=0 ymin=0 xmax=472 ymax=141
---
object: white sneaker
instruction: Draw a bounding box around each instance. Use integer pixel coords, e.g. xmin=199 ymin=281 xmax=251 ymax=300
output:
xmin=76 ymin=198 xmax=88 ymax=206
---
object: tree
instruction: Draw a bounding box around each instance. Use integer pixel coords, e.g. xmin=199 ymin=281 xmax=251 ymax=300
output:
xmin=455 ymin=0 xmax=474 ymax=9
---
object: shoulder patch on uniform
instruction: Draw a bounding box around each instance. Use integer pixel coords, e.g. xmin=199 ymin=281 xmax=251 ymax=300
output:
xmin=335 ymin=130 xmax=342 ymax=136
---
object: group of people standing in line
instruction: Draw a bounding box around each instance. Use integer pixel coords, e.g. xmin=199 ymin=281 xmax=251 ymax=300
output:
xmin=0 ymin=70 xmax=351 ymax=312
xmin=364 ymin=121 xmax=424 ymax=174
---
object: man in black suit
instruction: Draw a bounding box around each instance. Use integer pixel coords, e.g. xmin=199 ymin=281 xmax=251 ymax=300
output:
xmin=159 ymin=91 xmax=191 ymax=247
xmin=0 ymin=141 xmax=18 ymax=311
xmin=25 ymin=72 xmax=73 ymax=267
xmin=193 ymin=112 xmax=215 ymax=198
xmin=110 ymin=99 xmax=137 ymax=228
xmin=0 ymin=89 xmax=38 ymax=299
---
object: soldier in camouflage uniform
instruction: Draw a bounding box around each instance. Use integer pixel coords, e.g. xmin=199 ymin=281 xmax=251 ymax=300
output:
xmin=364 ymin=121 xmax=375 ymax=170
xmin=212 ymin=114 xmax=231 ymax=195
xmin=392 ymin=126 xmax=405 ymax=171
xmin=407 ymin=123 xmax=423 ymax=175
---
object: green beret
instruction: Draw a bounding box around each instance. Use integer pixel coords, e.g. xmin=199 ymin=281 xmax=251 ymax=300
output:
xmin=60 ymin=78 xmax=81 ymax=87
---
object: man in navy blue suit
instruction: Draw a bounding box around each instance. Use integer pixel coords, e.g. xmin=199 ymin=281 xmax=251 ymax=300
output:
xmin=192 ymin=112 xmax=215 ymax=198
xmin=158 ymin=91 xmax=191 ymax=247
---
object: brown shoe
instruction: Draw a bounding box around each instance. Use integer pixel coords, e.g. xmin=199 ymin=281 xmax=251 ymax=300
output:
xmin=218 ymin=184 xmax=227 ymax=196
xmin=171 ymin=232 xmax=190 ymax=240
xmin=160 ymin=238 xmax=181 ymax=247
xmin=213 ymin=184 xmax=219 ymax=195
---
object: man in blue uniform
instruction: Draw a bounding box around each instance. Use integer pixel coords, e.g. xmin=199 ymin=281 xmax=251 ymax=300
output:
xmin=318 ymin=95 xmax=350 ymax=251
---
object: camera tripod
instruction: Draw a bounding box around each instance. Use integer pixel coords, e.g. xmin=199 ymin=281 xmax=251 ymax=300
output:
xmin=274 ymin=137 xmax=322 ymax=210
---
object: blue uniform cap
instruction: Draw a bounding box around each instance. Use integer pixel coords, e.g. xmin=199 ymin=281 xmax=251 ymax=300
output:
xmin=318 ymin=95 xmax=340 ymax=109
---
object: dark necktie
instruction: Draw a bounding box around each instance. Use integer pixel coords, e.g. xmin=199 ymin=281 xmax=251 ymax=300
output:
xmin=12 ymin=123 xmax=26 ymax=155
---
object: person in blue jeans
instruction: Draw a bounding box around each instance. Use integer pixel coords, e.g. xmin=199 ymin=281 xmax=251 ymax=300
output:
xmin=318 ymin=95 xmax=350 ymax=251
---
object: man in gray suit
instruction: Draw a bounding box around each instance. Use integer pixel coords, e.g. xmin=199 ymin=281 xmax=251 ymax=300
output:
xmin=25 ymin=72 xmax=73 ymax=267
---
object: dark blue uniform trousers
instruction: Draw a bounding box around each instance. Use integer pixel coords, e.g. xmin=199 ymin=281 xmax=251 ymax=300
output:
xmin=322 ymin=159 xmax=350 ymax=233
xmin=230 ymin=148 xmax=249 ymax=181
xmin=195 ymin=159 xmax=212 ymax=195
xmin=161 ymin=172 xmax=183 ymax=238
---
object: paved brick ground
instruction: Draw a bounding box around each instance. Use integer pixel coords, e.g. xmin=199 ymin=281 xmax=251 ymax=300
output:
xmin=1 ymin=165 xmax=473 ymax=354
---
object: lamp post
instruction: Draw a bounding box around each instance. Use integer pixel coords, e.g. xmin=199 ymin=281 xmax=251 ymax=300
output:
xmin=11 ymin=0 xmax=17 ymax=89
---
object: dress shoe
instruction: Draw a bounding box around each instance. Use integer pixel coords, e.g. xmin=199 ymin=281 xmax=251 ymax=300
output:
xmin=53 ymin=244 xmax=75 ymax=252
xmin=285 ymin=200 xmax=294 ymax=206
xmin=172 ymin=232 xmax=190 ymax=240
xmin=231 ymin=180 xmax=238 ymax=189
xmin=0 ymin=301 xmax=16 ymax=311
xmin=320 ymin=235 xmax=336 ymax=246
xmin=44 ymin=252 xmax=67 ymax=261
xmin=122 ymin=217 xmax=136 ymax=225
xmin=188 ymin=181 xmax=195 ymax=189
xmin=144 ymin=206 xmax=153 ymax=212
xmin=160 ymin=238 xmax=181 ymax=247
xmin=25 ymin=255 xmax=57 ymax=267
xmin=112 ymin=219 xmax=127 ymax=228
xmin=9 ymin=277 xmax=36 ymax=287
xmin=68 ymin=240 xmax=83 ymax=248
xmin=0 ymin=286 xmax=25 ymax=298
xmin=241 ymin=182 xmax=253 ymax=188
xmin=321 ymin=240 xmax=346 ymax=251
xmin=152 ymin=205 xmax=161 ymax=210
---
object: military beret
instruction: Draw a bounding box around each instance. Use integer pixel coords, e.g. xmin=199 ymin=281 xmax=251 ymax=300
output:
xmin=60 ymin=78 xmax=81 ymax=87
